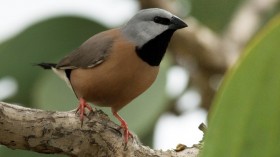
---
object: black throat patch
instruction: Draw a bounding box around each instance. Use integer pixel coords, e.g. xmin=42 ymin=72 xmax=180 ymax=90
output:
xmin=135 ymin=29 xmax=175 ymax=66
xmin=65 ymin=69 xmax=72 ymax=81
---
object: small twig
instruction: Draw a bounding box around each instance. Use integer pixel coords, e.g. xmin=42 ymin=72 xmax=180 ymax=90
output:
xmin=198 ymin=123 xmax=207 ymax=134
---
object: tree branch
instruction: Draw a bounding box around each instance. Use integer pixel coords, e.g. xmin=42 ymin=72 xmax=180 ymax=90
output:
xmin=0 ymin=102 xmax=199 ymax=157
xmin=222 ymin=0 xmax=280 ymax=66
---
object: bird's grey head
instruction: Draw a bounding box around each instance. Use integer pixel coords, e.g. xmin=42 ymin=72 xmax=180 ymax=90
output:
xmin=121 ymin=8 xmax=187 ymax=47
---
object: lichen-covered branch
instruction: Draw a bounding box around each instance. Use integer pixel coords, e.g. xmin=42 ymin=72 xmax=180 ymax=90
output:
xmin=0 ymin=102 xmax=199 ymax=157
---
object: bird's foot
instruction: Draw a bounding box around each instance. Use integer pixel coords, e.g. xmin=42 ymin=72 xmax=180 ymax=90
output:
xmin=113 ymin=111 xmax=133 ymax=144
xmin=75 ymin=98 xmax=93 ymax=125
xmin=119 ymin=122 xmax=134 ymax=144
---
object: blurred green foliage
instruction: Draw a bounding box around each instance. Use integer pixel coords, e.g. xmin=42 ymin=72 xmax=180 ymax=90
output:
xmin=201 ymin=14 xmax=280 ymax=157
xmin=190 ymin=0 xmax=243 ymax=31
xmin=0 ymin=16 xmax=106 ymax=105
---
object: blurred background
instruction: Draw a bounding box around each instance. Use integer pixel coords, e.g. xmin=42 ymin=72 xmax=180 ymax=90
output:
xmin=0 ymin=0 xmax=279 ymax=156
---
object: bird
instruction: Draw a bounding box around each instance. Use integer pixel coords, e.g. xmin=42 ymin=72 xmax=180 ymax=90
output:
xmin=37 ymin=8 xmax=188 ymax=144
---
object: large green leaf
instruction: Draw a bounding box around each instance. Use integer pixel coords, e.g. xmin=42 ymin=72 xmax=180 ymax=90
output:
xmin=0 ymin=16 xmax=106 ymax=106
xmin=201 ymin=14 xmax=280 ymax=156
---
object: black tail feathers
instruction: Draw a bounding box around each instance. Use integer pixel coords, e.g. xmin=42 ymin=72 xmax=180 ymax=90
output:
xmin=36 ymin=63 xmax=57 ymax=69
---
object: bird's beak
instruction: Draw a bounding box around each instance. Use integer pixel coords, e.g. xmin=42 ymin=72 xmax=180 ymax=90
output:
xmin=169 ymin=16 xmax=188 ymax=29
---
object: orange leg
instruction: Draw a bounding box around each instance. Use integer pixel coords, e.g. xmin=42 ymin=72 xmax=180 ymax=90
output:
xmin=76 ymin=98 xmax=93 ymax=123
xmin=112 ymin=110 xmax=133 ymax=143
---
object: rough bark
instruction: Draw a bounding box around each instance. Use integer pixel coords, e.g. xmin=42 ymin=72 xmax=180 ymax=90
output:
xmin=0 ymin=102 xmax=200 ymax=157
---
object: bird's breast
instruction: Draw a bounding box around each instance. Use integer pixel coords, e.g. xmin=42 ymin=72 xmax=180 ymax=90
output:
xmin=70 ymin=37 xmax=159 ymax=112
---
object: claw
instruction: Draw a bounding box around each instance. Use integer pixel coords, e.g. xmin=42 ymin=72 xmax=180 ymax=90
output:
xmin=76 ymin=98 xmax=93 ymax=125
xmin=112 ymin=110 xmax=133 ymax=144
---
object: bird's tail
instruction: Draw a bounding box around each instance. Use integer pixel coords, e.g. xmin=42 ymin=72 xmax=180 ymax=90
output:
xmin=36 ymin=63 xmax=57 ymax=69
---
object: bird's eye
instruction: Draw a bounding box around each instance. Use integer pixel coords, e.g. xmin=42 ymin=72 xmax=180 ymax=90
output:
xmin=153 ymin=17 xmax=161 ymax=23
xmin=153 ymin=16 xmax=170 ymax=25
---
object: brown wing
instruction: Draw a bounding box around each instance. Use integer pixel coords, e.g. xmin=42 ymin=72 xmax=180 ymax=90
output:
xmin=56 ymin=29 xmax=115 ymax=69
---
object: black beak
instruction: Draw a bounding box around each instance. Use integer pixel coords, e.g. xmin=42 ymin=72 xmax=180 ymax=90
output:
xmin=169 ymin=16 xmax=188 ymax=30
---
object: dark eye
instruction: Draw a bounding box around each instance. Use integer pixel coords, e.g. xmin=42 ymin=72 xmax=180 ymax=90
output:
xmin=153 ymin=16 xmax=170 ymax=25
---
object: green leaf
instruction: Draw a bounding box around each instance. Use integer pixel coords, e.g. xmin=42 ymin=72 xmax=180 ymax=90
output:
xmin=0 ymin=16 xmax=106 ymax=106
xmin=201 ymin=14 xmax=280 ymax=157
xmin=32 ymin=71 xmax=77 ymax=111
